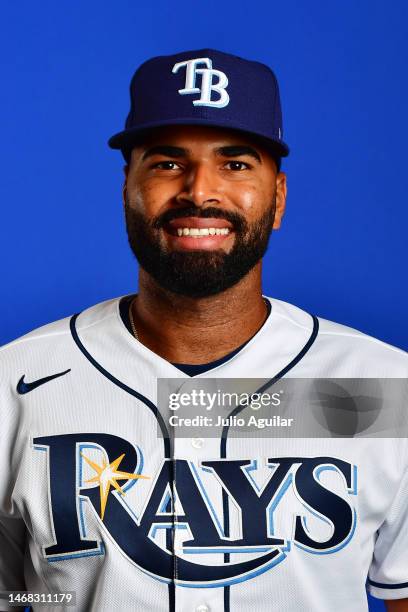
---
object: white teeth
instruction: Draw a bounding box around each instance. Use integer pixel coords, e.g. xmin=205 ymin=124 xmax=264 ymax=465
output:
xmin=175 ymin=227 xmax=230 ymax=237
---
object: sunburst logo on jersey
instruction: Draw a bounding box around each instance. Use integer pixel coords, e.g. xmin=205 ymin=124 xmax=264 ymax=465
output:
xmin=81 ymin=452 xmax=149 ymax=520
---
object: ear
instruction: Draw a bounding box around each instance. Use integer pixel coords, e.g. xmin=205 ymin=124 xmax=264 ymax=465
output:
xmin=273 ymin=172 xmax=287 ymax=229
xmin=122 ymin=165 xmax=129 ymax=208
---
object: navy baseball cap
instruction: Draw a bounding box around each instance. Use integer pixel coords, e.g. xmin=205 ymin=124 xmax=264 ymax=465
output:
xmin=108 ymin=48 xmax=289 ymax=158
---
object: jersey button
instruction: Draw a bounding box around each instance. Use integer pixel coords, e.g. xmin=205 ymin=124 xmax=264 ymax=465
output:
xmin=195 ymin=606 xmax=210 ymax=612
xmin=191 ymin=437 xmax=204 ymax=449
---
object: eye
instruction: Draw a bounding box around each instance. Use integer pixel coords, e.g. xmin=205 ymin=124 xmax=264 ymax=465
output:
xmin=152 ymin=160 xmax=182 ymax=170
xmin=224 ymin=160 xmax=251 ymax=171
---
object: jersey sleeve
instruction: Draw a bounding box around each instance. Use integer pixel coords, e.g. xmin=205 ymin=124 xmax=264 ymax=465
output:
xmin=367 ymin=443 xmax=408 ymax=601
xmin=0 ymin=360 xmax=27 ymax=612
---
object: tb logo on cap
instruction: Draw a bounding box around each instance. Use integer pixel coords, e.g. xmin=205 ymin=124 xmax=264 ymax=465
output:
xmin=172 ymin=57 xmax=229 ymax=108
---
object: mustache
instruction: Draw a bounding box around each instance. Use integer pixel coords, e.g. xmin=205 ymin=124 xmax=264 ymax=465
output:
xmin=151 ymin=206 xmax=248 ymax=232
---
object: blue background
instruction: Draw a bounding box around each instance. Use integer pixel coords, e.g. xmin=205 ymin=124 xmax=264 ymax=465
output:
xmin=2 ymin=1 xmax=408 ymax=609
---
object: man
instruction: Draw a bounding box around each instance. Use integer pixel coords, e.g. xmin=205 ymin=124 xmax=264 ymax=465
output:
xmin=0 ymin=49 xmax=407 ymax=612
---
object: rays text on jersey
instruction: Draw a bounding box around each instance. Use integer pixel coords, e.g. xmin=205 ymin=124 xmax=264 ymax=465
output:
xmin=33 ymin=432 xmax=358 ymax=588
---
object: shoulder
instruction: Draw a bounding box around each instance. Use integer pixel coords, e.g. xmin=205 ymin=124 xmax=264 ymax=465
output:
xmin=315 ymin=313 xmax=407 ymax=368
xmin=0 ymin=296 xmax=125 ymax=379
xmin=265 ymin=296 xmax=408 ymax=376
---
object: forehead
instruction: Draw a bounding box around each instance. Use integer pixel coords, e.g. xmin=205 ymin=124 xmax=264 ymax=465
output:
xmin=134 ymin=124 xmax=267 ymax=153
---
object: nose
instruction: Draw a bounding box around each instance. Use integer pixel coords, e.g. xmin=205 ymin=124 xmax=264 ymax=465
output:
xmin=176 ymin=163 xmax=222 ymax=208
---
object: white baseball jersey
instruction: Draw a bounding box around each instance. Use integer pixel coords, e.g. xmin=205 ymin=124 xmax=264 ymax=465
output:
xmin=1 ymin=294 xmax=407 ymax=612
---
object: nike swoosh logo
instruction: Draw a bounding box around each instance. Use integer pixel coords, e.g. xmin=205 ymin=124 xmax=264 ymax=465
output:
xmin=16 ymin=369 xmax=71 ymax=395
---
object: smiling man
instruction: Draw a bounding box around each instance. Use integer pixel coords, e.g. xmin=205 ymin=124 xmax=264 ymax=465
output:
xmin=120 ymin=124 xmax=286 ymax=366
xmin=0 ymin=49 xmax=407 ymax=612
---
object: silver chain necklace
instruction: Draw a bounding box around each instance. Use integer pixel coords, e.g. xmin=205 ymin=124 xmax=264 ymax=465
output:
xmin=128 ymin=300 xmax=139 ymax=340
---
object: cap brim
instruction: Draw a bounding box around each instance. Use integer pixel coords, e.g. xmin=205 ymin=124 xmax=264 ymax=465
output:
xmin=108 ymin=118 xmax=289 ymax=157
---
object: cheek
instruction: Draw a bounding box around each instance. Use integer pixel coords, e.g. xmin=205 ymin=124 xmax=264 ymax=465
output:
xmin=240 ymin=191 xmax=256 ymax=211
xmin=237 ymin=186 xmax=270 ymax=213
xmin=128 ymin=183 xmax=163 ymax=216
xmin=233 ymin=186 xmax=257 ymax=212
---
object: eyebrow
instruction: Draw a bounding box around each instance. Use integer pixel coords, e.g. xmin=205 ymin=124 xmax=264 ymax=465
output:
xmin=141 ymin=144 xmax=261 ymax=163
xmin=142 ymin=146 xmax=187 ymax=160
xmin=216 ymin=145 xmax=261 ymax=162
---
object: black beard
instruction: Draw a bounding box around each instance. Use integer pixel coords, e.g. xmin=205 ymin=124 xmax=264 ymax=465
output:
xmin=124 ymin=198 xmax=276 ymax=298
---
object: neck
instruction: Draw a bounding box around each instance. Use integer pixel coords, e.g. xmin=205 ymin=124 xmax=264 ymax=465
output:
xmin=131 ymin=263 xmax=268 ymax=364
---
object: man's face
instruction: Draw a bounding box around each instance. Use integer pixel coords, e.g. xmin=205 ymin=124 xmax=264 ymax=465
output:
xmin=123 ymin=125 xmax=287 ymax=297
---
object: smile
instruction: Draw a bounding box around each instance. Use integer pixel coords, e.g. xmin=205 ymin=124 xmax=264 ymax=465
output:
xmin=175 ymin=227 xmax=230 ymax=237
xmin=163 ymin=216 xmax=234 ymax=250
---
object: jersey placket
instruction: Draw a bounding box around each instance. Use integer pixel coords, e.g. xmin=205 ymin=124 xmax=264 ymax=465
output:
xmin=172 ymin=419 xmax=226 ymax=612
